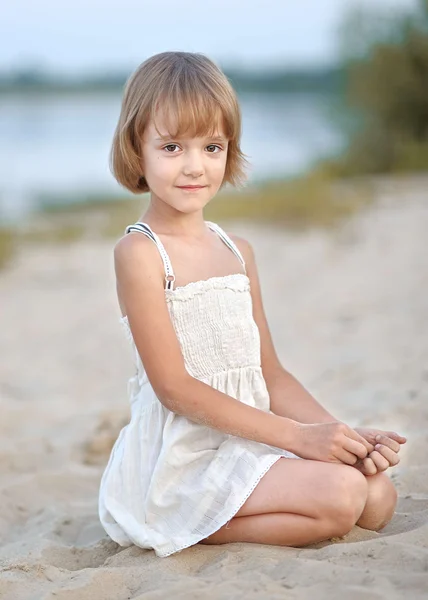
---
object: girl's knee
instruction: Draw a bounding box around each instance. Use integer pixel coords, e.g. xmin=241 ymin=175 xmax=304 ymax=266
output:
xmin=333 ymin=466 xmax=368 ymax=516
xmin=321 ymin=466 xmax=368 ymax=536
xmin=357 ymin=472 xmax=398 ymax=531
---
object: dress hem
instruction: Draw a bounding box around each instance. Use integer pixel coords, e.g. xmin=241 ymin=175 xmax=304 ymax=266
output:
xmin=153 ymin=453 xmax=287 ymax=558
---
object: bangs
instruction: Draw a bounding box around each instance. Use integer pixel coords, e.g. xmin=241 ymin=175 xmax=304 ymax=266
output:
xmin=149 ymin=80 xmax=237 ymax=141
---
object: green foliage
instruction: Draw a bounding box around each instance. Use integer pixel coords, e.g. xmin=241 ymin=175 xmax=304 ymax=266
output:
xmin=332 ymin=1 xmax=428 ymax=175
xmin=0 ymin=228 xmax=15 ymax=269
xmin=205 ymin=171 xmax=372 ymax=230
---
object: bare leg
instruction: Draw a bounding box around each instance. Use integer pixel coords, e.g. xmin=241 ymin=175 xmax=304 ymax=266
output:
xmin=202 ymin=512 xmax=347 ymax=547
xmin=200 ymin=457 xmax=368 ymax=547
xmin=356 ymin=471 xmax=398 ymax=531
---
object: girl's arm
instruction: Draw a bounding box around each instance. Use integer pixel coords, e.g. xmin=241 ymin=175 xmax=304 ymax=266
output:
xmin=263 ymin=367 xmax=339 ymax=424
xmin=232 ymin=234 xmax=339 ymax=425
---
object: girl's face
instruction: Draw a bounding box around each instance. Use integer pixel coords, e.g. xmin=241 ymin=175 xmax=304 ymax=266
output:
xmin=140 ymin=110 xmax=229 ymax=213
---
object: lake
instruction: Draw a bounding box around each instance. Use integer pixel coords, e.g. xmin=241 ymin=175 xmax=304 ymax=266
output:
xmin=0 ymin=92 xmax=344 ymax=223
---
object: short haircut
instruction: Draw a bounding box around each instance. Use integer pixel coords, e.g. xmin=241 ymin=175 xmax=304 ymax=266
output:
xmin=110 ymin=51 xmax=250 ymax=194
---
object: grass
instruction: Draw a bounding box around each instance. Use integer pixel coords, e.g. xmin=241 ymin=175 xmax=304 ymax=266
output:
xmin=0 ymin=170 xmax=375 ymax=271
xmin=0 ymin=227 xmax=16 ymax=269
xmin=206 ymin=169 xmax=373 ymax=229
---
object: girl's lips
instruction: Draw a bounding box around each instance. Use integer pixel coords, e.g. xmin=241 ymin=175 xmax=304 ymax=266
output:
xmin=177 ymin=186 xmax=206 ymax=190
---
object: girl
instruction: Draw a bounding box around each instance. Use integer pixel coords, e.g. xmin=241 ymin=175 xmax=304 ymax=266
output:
xmin=98 ymin=51 xmax=406 ymax=558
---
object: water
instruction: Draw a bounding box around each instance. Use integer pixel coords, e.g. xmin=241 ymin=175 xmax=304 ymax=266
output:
xmin=0 ymin=92 xmax=344 ymax=223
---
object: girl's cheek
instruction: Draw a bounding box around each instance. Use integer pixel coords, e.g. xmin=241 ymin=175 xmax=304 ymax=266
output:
xmin=150 ymin=158 xmax=171 ymax=178
xmin=213 ymin=161 xmax=227 ymax=178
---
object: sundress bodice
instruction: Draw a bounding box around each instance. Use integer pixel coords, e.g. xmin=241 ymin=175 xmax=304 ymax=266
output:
xmin=119 ymin=221 xmax=261 ymax=389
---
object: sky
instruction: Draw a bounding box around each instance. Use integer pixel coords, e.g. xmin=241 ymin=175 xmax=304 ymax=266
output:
xmin=0 ymin=0 xmax=419 ymax=75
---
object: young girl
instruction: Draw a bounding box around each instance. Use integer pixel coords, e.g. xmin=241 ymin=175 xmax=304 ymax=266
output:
xmin=98 ymin=51 xmax=406 ymax=558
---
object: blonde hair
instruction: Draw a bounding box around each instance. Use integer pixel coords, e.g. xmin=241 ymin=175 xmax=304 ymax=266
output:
xmin=110 ymin=51 xmax=250 ymax=194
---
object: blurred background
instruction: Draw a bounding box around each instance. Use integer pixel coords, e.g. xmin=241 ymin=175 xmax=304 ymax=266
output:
xmin=0 ymin=0 xmax=427 ymax=256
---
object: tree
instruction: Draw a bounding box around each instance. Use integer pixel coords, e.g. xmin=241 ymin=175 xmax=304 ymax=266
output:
xmin=334 ymin=1 xmax=428 ymax=174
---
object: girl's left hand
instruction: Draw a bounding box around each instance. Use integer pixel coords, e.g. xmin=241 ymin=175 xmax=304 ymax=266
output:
xmin=352 ymin=428 xmax=407 ymax=476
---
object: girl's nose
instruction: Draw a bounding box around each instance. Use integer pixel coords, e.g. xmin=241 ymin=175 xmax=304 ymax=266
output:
xmin=183 ymin=151 xmax=204 ymax=177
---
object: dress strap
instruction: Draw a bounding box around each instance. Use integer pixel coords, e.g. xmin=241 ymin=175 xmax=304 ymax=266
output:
xmin=124 ymin=222 xmax=176 ymax=290
xmin=205 ymin=221 xmax=247 ymax=274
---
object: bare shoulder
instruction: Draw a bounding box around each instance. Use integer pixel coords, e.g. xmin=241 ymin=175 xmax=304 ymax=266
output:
xmin=113 ymin=232 xmax=166 ymax=291
xmin=114 ymin=231 xmax=160 ymax=271
xmin=226 ymin=233 xmax=255 ymax=266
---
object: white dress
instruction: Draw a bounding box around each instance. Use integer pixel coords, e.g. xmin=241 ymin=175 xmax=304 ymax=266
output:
xmin=98 ymin=220 xmax=301 ymax=558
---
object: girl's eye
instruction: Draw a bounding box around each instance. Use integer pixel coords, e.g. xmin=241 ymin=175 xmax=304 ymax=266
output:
xmin=206 ymin=144 xmax=222 ymax=153
xmin=164 ymin=144 xmax=180 ymax=153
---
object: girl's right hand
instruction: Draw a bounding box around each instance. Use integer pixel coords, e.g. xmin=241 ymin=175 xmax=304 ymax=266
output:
xmin=291 ymin=421 xmax=374 ymax=465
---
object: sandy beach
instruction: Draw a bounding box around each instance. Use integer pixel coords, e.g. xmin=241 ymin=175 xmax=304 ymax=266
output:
xmin=1 ymin=177 xmax=427 ymax=599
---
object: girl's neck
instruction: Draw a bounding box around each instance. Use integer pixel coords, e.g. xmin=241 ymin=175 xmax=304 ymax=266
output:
xmin=139 ymin=210 xmax=210 ymax=240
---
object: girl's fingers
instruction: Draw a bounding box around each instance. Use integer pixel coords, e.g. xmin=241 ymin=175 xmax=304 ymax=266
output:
xmin=376 ymin=434 xmax=400 ymax=453
xmin=344 ymin=434 xmax=373 ymax=458
xmin=337 ymin=447 xmax=364 ymax=465
xmin=369 ymin=450 xmax=390 ymax=472
xmin=361 ymin=457 xmax=377 ymax=476
xmin=347 ymin=427 xmax=374 ymax=452
xmin=381 ymin=431 xmax=407 ymax=444
xmin=354 ymin=457 xmax=378 ymax=476
xmin=374 ymin=444 xmax=400 ymax=467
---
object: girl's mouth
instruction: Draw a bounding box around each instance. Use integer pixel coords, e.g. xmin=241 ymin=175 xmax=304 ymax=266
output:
xmin=177 ymin=185 xmax=206 ymax=191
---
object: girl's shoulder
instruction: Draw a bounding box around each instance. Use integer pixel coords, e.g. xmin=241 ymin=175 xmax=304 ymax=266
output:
xmin=223 ymin=231 xmax=254 ymax=266
xmin=114 ymin=228 xmax=157 ymax=256
xmin=113 ymin=231 xmax=164 ymax=278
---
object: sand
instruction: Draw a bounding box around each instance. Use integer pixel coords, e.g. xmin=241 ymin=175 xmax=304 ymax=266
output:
xmin=1 ymin=176 xmax=427 ymax=599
